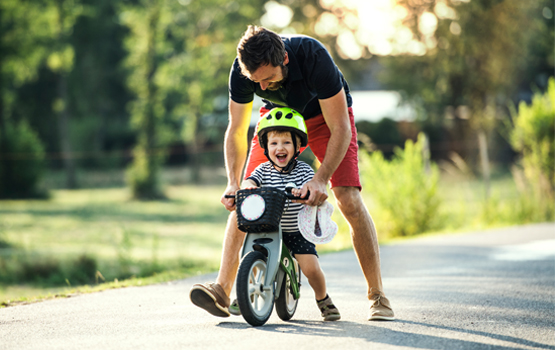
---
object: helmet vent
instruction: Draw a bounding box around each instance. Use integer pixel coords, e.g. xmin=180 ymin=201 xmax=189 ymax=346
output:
xmin=275 ymin=111 xmax=283 ymax=120
xmin=266 ymin=114 xmax=272 ymax=120
xmin=285 ymin=113 xmax=293 ymax=119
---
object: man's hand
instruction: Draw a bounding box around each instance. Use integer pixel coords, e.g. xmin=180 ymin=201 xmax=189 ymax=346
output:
xmin=294 ymin=177 xmax=328 ymax=207
xmin=221 ymin=184 xmax=240 ymax=211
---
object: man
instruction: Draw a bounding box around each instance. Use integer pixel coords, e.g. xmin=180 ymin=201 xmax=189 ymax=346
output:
xmin=190 ymin=25 xmax=394 ymax=321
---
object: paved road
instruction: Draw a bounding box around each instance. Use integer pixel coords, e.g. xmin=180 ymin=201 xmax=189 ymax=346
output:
xmin=1 ymin=223 xmax=554 ymax=350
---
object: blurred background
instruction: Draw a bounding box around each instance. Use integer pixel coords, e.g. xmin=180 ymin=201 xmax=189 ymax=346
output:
xmin=0 ymin=0 xmax=553 ymax=303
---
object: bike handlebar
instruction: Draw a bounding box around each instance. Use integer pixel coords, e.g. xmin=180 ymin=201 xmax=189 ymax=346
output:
xmin=224 ymin=188 xmax=310 ymax=201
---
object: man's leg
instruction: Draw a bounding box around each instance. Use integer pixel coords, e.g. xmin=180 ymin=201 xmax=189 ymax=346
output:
xmin=190 ymin=211 xmax=245 ymax=317
xmin=191 ymin=107 xmax=268 ymax=317
xmin=216 ymin=211 xmax=245 ymax=295
xmin=332 ymin=186 xmax=394 ymax=320
xmin=332 ymin=186 xmax=383 ymax=294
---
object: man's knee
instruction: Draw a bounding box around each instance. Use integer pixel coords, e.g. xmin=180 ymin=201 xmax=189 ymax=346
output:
xmin=333 ymin=186 xmax=364 ymax=218
xmin=225 ymin=212 xmax=245 ymax=240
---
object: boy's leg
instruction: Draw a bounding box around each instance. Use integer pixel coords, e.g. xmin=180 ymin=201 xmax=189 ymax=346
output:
xmin=295 ymin=254 xmax=327 ymax=300
xmin=296 ymin=253 xmax=340 ymax=321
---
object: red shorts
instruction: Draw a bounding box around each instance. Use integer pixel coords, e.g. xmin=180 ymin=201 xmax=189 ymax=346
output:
xmin=244 ymin=107 xmax=361 ymax=190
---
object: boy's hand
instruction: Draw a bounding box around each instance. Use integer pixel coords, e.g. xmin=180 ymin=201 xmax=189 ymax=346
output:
xmin=290 ymin=188 xmax=302 ymax=197
xmin=240 ymin=179 xmax=258 ymax=190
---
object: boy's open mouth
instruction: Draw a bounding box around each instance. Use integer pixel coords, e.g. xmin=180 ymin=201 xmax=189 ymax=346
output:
xmin=276 ymin=154 xmax=287 ymax=162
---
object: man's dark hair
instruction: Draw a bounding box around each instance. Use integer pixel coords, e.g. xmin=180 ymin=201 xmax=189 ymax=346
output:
xmin=237 ymin=26 xmax=286 ymax=76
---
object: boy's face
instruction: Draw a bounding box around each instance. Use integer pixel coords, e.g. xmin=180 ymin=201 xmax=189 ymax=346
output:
xmin=267 ymin=131 xmax=298 ymax=169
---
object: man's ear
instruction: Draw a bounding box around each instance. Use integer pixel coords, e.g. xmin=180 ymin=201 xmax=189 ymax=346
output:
xmin=283 ymin=52 xmax=289 ymax=65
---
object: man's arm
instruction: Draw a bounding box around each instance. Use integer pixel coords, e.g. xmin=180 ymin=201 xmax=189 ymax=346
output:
xmin=221 ymin=100 xmax=253 ymax=211
xmin=300 ymin=88 xmax=351 ymax=206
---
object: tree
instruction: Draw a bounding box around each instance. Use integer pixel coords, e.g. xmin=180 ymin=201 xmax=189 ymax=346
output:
xmin=68 ymin=0 xmax=131 ymax=170
xmin=160 ymin=0 xmax=266 ymax=183
xmin=121 ymin=0 xmax=167 ymax=199
xmin=48 ymin=0 xmax=85 ymax=189
xmin=0 ymin=0 xmax=53 ymax=197
xmin=122 ymin=0 xmax=266 ymax=196
xmin=379 ymin=0 xmax=552 ymax=197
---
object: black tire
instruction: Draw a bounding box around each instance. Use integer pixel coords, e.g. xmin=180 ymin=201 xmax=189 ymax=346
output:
xmin=275 ymin=268 xmax=300 ymax=321
xmin=236 ymin=251 xmax=274 ymax=326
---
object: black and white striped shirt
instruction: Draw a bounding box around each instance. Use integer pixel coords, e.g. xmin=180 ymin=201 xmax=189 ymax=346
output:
xmin=248 ymin=161 xmax=314 ymax=233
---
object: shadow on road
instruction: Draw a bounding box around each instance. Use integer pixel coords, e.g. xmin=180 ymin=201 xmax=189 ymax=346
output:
xmin=217 ymin=319 xmax=554 ymax=350
xmin=396 ymin=320 xmax=555 ymax=350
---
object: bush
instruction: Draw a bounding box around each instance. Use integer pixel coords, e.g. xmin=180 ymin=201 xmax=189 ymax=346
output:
xmin=509 ymin=77 xmax=555 ymax=220
xmin=360 ymin=133 xmax=442 ymax=237
xmin=0 ymin=121 xmax=47 ymax=198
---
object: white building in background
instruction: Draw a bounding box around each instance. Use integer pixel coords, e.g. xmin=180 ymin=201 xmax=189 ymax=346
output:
xmin=250 ymin=90 xmax=416 ymax=126
xmin=350 ymin=91 xmax=416 ymax=123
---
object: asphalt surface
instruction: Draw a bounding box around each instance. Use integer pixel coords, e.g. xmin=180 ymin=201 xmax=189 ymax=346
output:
xmin=1 ymin=222 xmax=554 ymax=350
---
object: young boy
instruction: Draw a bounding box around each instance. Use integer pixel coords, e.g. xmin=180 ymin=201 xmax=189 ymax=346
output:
xmin=234 ymin=107 xmax=340 ymax=321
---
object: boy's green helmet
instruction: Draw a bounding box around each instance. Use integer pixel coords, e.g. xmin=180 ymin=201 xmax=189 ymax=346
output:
xmin=256 ymin=107 xmax=308 ymax=149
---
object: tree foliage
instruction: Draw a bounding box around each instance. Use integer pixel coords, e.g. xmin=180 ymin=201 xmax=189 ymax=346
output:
xmin=381 ymin=0 xmax=550 ymax=124
xmin=0 ymin=0 xmax=54 ymax=197
xmin=2 ymin=0 xmax=552 ymax=197
xmin=121 ymin=0 xmax=265 ymax=198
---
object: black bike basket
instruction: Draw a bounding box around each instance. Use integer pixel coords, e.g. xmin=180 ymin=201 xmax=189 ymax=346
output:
xmin=236 ymin=187 xmax=286 ymax=233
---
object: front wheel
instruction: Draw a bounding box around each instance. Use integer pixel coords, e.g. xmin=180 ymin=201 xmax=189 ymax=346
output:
xmin=236 ymin=251 xmax=274 ymax=326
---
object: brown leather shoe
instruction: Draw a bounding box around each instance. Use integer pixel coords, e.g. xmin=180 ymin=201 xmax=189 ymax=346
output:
xmin=190 ymin=282 xmax=230 ymax=317
xmin=368 ymin=292 xmax=395 ymax=321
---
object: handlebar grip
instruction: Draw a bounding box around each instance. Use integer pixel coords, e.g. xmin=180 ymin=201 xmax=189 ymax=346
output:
xmin=285 ymin=188 xmax=310 ymax=200
xmin=224 ymin=195 xmax=235 ymax=199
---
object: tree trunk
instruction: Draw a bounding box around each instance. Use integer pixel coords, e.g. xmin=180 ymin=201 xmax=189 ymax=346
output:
xmin=190 ymin=113 xmax=201 ymax=184
xmin=478 ymin=129 xmax=491 ymax=199
xmin=57 ymin=75 xmax=77 ymax=189
xmin=54 ymin=0 xmax=76 ymax=189
xmin=0 ymin=7 xmax=6 ymax=197
xmin=128 ymin=3 xmax=162 ymax=199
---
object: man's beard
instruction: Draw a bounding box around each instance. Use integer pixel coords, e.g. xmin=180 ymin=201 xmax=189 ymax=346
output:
xmin=267 ymin=65 xmax=288 ymax=91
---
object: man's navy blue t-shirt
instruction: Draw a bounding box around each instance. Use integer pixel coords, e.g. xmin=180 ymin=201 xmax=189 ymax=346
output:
xmin=228 ymin=35 xmax=352 ymax=120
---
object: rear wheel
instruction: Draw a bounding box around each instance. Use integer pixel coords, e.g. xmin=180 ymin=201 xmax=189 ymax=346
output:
xmin=236 ymin=251 xmax=274 ymax=326
xmin=275 ymin=268 xmax=300 ymax=321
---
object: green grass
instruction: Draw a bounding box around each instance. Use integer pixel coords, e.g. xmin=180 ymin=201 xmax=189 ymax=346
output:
xmin=0 ymin=185 xmax=229 ymax=306
xmin=1 ymin=169 xmax=551 ymax=307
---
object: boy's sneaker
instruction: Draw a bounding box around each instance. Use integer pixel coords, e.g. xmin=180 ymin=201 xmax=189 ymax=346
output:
xmin=317 ymin=295 xmax=341 ymax=321
xmin=368 ymin=292 xmax=395 ymax=321
xmin=189 ymin=282 xmax=230 ymax=317
xmin=229 ymin=299 xmax=241 ymax=316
